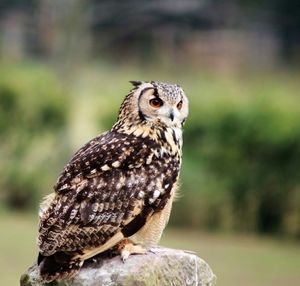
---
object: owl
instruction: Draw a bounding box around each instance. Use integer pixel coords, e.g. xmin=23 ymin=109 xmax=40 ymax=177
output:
xmin=37 ymin=80 xmax=189 ymax=281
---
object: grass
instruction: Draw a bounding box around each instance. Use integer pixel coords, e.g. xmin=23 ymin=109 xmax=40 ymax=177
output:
xmin=0 ymin=212 xmax=38 ymax=285
xmin=0 ymin=212 xmax=299 ymax=285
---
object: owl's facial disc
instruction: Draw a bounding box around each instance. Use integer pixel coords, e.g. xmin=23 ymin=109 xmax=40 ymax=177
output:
xmin=138 ymin=84 xmax=188 ymax=127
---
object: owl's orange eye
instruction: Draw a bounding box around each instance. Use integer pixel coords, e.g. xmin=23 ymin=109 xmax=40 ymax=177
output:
xmin=177 ymin=100 xmax=183 ymax=110
xmin=149 ymin=98 xmax=163 ymax=108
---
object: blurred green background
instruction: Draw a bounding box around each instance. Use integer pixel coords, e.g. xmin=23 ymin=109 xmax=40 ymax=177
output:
xmin=0 ymin=0 xmax=300 ymax=285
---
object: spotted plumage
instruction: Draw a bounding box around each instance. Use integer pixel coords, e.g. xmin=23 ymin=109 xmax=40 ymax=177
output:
xmin=37 ymin=80 xmax=189 ymax=281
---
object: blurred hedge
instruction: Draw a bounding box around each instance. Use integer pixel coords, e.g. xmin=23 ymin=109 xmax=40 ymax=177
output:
xmin=1 ymin=64 xmax=299 ymax=238
xmin=172 ymin=78 xmax=300 ymax=238
xmin=0 ymin=64 xmax=70 ymax=210
xmin=91 ymin=72 xmax=300 ymax=238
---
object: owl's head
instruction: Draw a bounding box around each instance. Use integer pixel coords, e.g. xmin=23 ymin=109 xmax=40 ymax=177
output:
xmin=115 ymin=81 xmax=188 ymax=131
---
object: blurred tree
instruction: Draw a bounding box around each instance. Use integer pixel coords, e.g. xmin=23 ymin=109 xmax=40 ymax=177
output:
xmin=273 ymin=0 xmax=300 ymax=63
xmin=0 ymin=0 xmax=35 ymax=12
xmin=1 ymin=0 xmax=300 ymax=64
xmin=37 ymin=0 xmax=90 ymax=65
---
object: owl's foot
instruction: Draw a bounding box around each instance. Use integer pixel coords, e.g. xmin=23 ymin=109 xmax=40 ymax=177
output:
xmin=117 ymin=239 xmax=146 ymax=262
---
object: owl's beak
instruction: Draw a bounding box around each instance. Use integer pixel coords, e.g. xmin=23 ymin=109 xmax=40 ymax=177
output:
xmin=169 ymin=110 xmax=175 ymax=121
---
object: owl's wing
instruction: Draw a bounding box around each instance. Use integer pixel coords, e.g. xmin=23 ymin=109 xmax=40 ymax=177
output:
xmin=54 ymin=131 xmax=137 ymax=192
xmin=38 ymin=131 xmax=176 ymax=257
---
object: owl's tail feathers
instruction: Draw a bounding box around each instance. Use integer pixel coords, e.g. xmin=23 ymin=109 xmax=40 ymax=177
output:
xmin=38 ymin=251 xmax=84 ymax=282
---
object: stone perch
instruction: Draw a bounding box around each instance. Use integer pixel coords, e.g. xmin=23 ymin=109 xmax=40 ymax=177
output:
xmin=20 ymin=246 xmax=217 ymax=286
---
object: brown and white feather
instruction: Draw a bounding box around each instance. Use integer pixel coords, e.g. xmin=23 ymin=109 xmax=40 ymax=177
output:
xmin=37 ymin=80 xmax=188 ymax=281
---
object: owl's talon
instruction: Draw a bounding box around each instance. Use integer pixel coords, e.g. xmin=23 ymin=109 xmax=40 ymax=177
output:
xmin=118 ymin=239 xmax=146 ymax=262
xmin=121 ymin=250 xmax=130 ymax=262
xmin=148 ymin=248 xmax=157 ymax=254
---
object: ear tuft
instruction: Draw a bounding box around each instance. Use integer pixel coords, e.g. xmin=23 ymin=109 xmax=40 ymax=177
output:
xmin=129 ymin=80 xmax=143 ymax=88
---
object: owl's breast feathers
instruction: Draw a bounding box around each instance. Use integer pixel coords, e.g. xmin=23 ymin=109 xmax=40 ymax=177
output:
xmin=38 ymin=129 xmax=181 ymax=257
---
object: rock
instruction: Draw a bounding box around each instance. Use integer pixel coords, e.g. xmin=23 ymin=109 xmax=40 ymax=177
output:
xmin=20 ymin=246 xmax=217 ymax=286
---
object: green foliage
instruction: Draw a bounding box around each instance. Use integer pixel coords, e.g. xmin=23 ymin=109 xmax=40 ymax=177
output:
xmin=1 ymin=63 xmax=300 ymax=239
xmin=98 ymin=72 xmax=300 ymax=238
xmin=0 ymin=64 xmax=70 ymax=210
xmin=173 ymin=76 xmax=300 ymax=237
